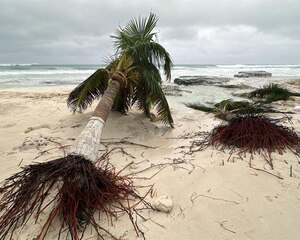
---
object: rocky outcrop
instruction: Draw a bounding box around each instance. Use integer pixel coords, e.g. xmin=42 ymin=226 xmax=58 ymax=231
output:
xmin=234 ymin=71 xmax=272 ymax=78
xmin=218 ymin=83 xmax=251 ymax=89
xmin=162 ymin=83 xmax=192 ymax=96
xmin=174 ymin=76 xmax=230 ymax=85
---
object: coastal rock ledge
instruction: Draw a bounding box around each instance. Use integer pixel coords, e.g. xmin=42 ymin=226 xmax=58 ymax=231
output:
xmin=174 ymin=75 xmax=230 ymax=85
xmin=162 ymin=83 xmax=192 ymax=96
xmin=234 ymin=71 xmax=272 ymax=78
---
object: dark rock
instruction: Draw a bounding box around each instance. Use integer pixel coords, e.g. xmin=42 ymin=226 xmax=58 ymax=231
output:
xmin=234 ymin=71 xmax=272 ymax=78
xmin=216 ymin=83 xmax=251 ymax=89
xmin=162 ymin=83 xmax=192 ymax=96
xmin=174 ymin=76 xmax=230 ymax=85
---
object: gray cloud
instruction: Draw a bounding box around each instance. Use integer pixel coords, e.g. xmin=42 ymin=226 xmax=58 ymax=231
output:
xmin=0 ymin=0 xmax=299 ymax=64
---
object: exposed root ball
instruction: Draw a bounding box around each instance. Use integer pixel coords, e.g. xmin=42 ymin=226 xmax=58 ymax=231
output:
xmin=196 ymin=114 xmax=300 ymax=168
xmin=0 ymin=155 xmax=142 ymax=240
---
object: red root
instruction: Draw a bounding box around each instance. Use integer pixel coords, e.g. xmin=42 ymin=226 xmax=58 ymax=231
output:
xmin=192 ymin=114 xmax=300 ymax=168
xmin=0 ymin=155 xmax=147 ymax=240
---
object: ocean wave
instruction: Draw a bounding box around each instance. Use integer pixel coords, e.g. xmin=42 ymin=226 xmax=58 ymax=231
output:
xmin=174 ymin=64 xmax=215 ymax=69
xmin=0 ymin=69 xmax=95 ymax=76
xmin=0 ymin=63 xmax=38 ymax=67
xmin=0 ymin=80 xmax=21 ymax=84
xmin=41 ymin=80 xmax=74 ymax=85
xmin=216 ymin=64 xmax=300 ymax=68
xmin=1 ymin=64 xmax=300 ymax=88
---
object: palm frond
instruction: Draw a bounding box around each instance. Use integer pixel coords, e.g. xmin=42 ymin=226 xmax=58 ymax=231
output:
xmin=185 ymin=99 xmax=285 ymax=117
xmin=123 ymin=14 xmax=157 ymax=42
xmin=111 ymin=13 xmax=172 ymax=80
xmin=152 ymin=84 xmax=174 ymax=127
xmin=214 ymin=99 xmax=251 ymax=111
xmin=249 ymin=83 xmax=300 ymax=103
xmin=134 ymin=66 xmax=173 ymax=127
xmin=112 ymin=85 xmax=134 ymax=113
xmin=67 ymin=69 xmax=109 ymax=112
xmin=111 ymin=13 xmax=158 ymax=51
xmin=185 ymin=103 xmax=213 ymax=112
xmin=105 ymin=57 xmax=119 ymax=71
xmin=134 ymin=92 xmax=151 ymax=116
xmin=126 ymin=41 xmax=172 ymax=80
xmin=140 ymin=63 xmax=162 ymax=87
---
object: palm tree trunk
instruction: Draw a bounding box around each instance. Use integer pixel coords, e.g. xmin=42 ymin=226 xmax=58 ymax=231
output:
xmin=70 ymin=80 xmax=121 ymax=162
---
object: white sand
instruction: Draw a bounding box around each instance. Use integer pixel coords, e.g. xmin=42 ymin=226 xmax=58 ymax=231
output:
xmin=1 ymin=85 xmax=300 ymax=239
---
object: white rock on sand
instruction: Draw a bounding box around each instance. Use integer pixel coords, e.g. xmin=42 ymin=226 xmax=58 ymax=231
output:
xmin=293 ymin=105 xmax=300 ymax=112
xmin=153 ymin=195 xmax=173 ymax=213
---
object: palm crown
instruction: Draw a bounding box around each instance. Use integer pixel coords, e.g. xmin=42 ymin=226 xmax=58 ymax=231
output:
xmin=67 ymin=13 xmax=174 ymax=127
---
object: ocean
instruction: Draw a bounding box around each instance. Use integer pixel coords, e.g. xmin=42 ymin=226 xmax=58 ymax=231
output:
xmin=0 ymin=64 xmax=300 ymax=89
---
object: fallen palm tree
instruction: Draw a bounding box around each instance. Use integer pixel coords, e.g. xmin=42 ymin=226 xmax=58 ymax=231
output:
xmin=249 ymin=83 xmax=300 ymax=103
xmin=0 ymin=72 xmax=147 ymax=240
xmin=0 ymin=13 xmax=172 ymax=240
xmin=188 ymin=114 xmax=300 ymax=169
xmin=185 ymin=99 xmax=285 ymax=121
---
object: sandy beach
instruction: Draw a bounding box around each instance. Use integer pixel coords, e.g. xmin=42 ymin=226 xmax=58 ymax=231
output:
xmin=1 ymin=82 xmax=300 ymax=240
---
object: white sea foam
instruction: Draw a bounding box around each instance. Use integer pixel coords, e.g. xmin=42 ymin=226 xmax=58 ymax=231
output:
xmin=0 ymin=64 xmax=299 ymax=88
xmin=216 ymin=64 xmax=300 ymax=68
xmin=0 ymin=63 xmax=37 ymax=67
xmin=0 ymin=69 xmax=94 ymax=76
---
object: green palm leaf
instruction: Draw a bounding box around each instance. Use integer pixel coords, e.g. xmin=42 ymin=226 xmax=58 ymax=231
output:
xmin=133 ymin=85 xmax=151 ymax=117
xmin=126 ymin=42 xmax=172 ymax=80
xmin=112 ymin=13 xmax=158 ymax=50
xmin=112 ymin=13 xmax=172 ymax=80
xmin=134 ymin=65 xmax=174 ymax=127
xmin=67 ymin=68 xmax=109 ymax=112
xmin=112 ymin=85 xmax=133 ymax=113
xmin=153 ymin=85 xmax=174 ymax=127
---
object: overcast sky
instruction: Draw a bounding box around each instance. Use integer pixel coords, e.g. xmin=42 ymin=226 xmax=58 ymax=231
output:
xmin=1 ymin=0 xmax=300 ymax=64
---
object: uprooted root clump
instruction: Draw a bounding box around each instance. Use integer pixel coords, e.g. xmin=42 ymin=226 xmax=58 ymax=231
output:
xmin=0 ymin=155 xmax=147 ymax=240
xmin=189 ymin=114 xmax=300 ymax=168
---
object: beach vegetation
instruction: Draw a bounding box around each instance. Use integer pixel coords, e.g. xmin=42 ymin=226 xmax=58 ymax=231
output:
xmin=249 ymin=83 xmax=300 ymax=103
xmin=185 ymin=99 xmax=281 ymax=120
